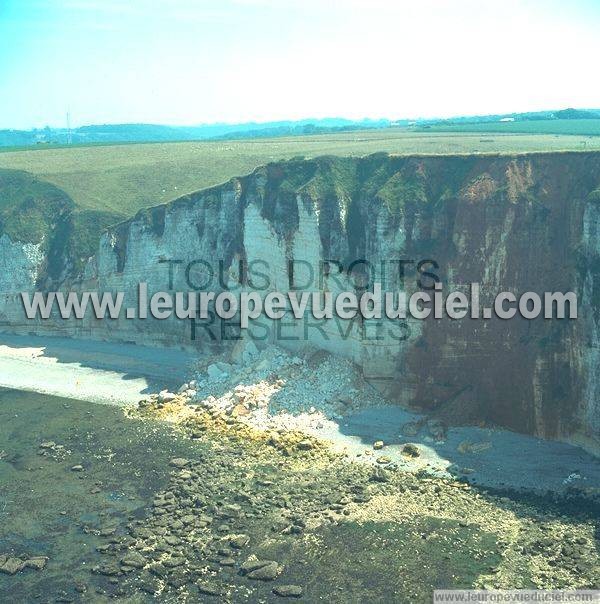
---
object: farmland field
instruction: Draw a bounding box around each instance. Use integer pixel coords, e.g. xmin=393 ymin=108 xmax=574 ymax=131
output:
xmin=1 ymin=128 xmax=599 ymax=221
xmin=424 ymin=118 xmax=600 ymax=137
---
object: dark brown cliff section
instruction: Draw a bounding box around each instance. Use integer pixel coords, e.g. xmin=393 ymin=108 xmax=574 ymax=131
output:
xmin=381 ymin=153 xmax=600 ymax=440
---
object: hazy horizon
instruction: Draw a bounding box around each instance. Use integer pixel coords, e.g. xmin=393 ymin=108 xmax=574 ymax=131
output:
xmin=4 ymin=107 xmax=600 ymax=133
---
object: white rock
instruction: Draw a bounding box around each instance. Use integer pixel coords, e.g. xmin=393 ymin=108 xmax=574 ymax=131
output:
xmin=158 ymin=391 xmax=177 ymax=403
xmin=178 ymin=383 xmax=189 ymax=394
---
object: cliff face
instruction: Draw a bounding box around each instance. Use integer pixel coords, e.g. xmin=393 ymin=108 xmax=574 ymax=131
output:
xmin=2 ymin=153 xmax=600 ymax=448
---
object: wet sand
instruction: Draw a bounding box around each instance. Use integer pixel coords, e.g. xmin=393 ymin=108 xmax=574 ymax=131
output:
xmin=0 ymin=333 xmax=195 ymax=405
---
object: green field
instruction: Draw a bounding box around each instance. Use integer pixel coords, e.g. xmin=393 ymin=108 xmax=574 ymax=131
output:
xmin=1 ymin=128 xmax=599 ymax=221
xmin=424 ymin=118 xmax=600 ymax=137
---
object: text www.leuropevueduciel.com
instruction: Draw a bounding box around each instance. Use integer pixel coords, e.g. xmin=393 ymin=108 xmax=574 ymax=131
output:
xmin=20 ymin=282 xmax=578 ymax=324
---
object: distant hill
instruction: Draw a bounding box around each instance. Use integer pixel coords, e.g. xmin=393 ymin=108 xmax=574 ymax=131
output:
xmin=0 ymin=118 xmax=391 ymax=148
xmin=553 ymin=108 xmax=600 ymax=120
xmin=420 ymin=108 xmax=600 ymax=127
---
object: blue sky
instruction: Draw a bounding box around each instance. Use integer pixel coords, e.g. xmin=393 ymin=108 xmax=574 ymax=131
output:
xmin=1 ymin=0 xmax=599 ymax=129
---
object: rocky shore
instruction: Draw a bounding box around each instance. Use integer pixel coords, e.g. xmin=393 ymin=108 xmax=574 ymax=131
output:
xmin=76 ymin=392 xmax=597 ymax=601
xmin=1 ymin=345 xmax=599 ymax=602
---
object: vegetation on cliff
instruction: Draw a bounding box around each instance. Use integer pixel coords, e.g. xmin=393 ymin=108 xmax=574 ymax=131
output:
xmin=0 ymin=169 xmax=73 ymax=245
xmin=0 ymin=168 xmax=119 ymax=280
xmin=588 ymin=189 xmax=600 ymax=204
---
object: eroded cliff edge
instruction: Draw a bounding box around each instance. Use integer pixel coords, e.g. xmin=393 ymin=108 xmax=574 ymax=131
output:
xmin=2 ymin=152 xmax=600 ymax=449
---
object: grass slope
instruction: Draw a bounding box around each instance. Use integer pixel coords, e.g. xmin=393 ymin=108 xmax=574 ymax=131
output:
xmin=0 ymin=168 xmax=74 ymax=245
xmin=0 ymin=169 xmax=121 ymax=277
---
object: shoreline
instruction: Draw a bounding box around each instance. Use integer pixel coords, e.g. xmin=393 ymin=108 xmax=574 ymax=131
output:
xmin=1 ymin=332 xmax=598 ymax=495
xmin=0 ymin=332 xmax=195 ymax=406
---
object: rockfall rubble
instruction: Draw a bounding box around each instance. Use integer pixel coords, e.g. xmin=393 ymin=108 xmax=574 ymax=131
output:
xmin=180 ymin=342 xmax=386 ymax=436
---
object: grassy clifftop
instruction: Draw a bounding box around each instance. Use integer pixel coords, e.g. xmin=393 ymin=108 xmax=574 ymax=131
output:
xmin=0 ymin=129 xmax=598 ymax=222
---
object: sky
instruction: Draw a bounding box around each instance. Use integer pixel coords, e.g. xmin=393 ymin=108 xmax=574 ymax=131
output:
xmin=1 ymin=0 xmax=600 ymax=129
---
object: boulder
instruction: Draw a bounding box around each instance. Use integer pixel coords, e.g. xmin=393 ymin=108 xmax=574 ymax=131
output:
xmin=240 ymin=556 xmax=270 ymax=574
xmin=0 ymin=557 xmax=25 ymax=575
xmin=247 ymin=561 xmax=280 ymax=581
xmin=401 ymin=443 xmax=420 ymax=458
xmin=207 ymin=364 xmax=228 ymax=380
xmin=24 ymin=557 xmax=47 ymax=571
xmin=273 ymin=585 xmax=303 ymax=597
xmin=229 ymin=534 xmax=250 ymax=549
xmin=121 ymin=552 xmax=146 ymax=569
xmin=242 ymin=341 xmax=259 ymax=364
xmin=158 ymin=391 xmax=177 ymax=403
xmin=169 ymin=458 xmax=189 ymax=468
xmin=198 ymin=581 xmax=224 ymax=596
